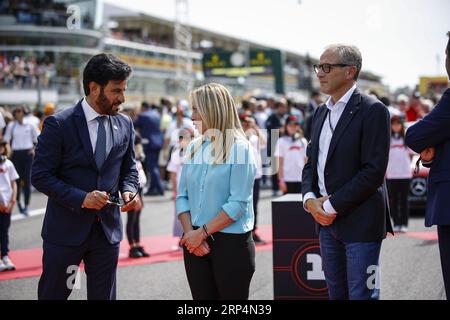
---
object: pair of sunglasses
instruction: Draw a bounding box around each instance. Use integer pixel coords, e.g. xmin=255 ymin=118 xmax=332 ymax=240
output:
xmin=107 ymin=192 xmax=138 ymax=207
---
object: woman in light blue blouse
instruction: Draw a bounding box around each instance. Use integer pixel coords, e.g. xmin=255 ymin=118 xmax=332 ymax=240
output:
xmin=176 ymin=83 xmax=257 ymax=300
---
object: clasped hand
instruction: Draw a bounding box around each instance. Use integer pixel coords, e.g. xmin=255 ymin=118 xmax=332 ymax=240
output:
xmin=180 ymin=229 xmax=211 ymax=256
xmin=305 ymin=196 xmax=336 ymax=226
xmin=420 ymin=147 xmax=435 ymax=162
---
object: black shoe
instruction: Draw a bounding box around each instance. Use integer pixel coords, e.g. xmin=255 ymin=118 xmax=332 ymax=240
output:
xmin=137 ymin=246 xmax=150 ymax=257
xmin=129 ymin=247 xmax=143 ymax=258
xmin=21 ymin=206 xmax=29 ymax=217
xmin=252 ymin=232 xmax=266 ymax=245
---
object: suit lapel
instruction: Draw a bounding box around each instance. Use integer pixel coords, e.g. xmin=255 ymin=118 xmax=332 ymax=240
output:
xmin=73 ymin=101 xmax=98 ymax=170
xmin=325 ymin=89 xmax=362 ymax=165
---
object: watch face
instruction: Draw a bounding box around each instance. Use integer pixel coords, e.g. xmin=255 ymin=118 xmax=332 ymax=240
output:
xmin=231 ymin=52 xmax=246 ymax=67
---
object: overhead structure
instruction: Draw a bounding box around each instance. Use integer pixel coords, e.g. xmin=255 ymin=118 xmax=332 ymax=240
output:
xmin=174 ymin=0 xmax=194 ymax=93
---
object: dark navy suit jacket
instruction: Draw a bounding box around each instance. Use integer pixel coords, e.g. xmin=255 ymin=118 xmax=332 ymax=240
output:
xmin=134 ymin=109 xmax=163 ymax=152
xmin=302 ymin=88 xmax=393 ymax=242
xmin=405 ymin=88 xmax=450 ymax=227
xmin=31 ymin=100 xmax=139 ymax=246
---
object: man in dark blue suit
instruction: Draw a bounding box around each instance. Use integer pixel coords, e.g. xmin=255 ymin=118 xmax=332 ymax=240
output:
xmin=405 ymin=32 xmax=450 ymax=299
xmin=32 ymin=53 xmax=139 ymax=300
xmin=134 ymin=102 xmax=164 ymax=195
xmin=302 ymin=44 xmax=392 ymax=300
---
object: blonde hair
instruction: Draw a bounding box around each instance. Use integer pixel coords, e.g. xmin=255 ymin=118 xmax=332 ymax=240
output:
xmin=188 ymin=83 xmax=247 ymax=164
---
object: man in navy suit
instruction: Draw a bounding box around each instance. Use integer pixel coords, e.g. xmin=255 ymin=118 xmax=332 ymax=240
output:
xmin=405 ymin=32 xmax=450 ymax=299
xmin=302 ymin=44 xmax=392 ymax=300
xmin=134 ymin=102 xmax=164 ymax=195
xmin=32 ymin=53 xmax=139 ymax=300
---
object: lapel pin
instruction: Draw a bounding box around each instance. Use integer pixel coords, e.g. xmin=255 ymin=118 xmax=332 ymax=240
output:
xmin=113 ymin=125 xmax=118 ymax=130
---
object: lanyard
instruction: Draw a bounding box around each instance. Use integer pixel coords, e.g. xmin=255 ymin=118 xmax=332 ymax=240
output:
xmin=328 ymin=109 xmax=335 ymax=134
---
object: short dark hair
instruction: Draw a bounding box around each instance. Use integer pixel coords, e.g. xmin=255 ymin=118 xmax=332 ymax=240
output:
xmin=12 ymin=105 xmax=25 ymax=116
xmin=83 ymin=53 xmax=132 ymax=95
xmin=141 ymin=101 xmax=150 ymax=110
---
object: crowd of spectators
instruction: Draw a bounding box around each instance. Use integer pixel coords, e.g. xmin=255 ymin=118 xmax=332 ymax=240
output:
xmin=0 ymin=55 xmax=56 ymax=89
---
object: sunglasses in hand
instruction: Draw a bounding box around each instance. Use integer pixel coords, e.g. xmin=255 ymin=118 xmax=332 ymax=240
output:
xmin=107 ymin=192 xmax=138 ymax=207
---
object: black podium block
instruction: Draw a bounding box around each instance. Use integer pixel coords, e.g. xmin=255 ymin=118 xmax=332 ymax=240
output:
xmin=272 ymin=193 xmax=328 ymax=300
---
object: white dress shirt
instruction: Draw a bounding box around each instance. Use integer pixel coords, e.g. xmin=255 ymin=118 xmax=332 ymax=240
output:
xmin=24 ymin=114 xmax=41 ymax=132
xmin=304 ymin=84 xmax=357 ymax=215
xmin=82 ymin=98 xmax=113 ymax=157
xmin=4 ymin=121 xmax=38 ymax=150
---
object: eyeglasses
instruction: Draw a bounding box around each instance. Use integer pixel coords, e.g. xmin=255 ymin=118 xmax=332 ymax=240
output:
xmin=313 ymin=63 xmax=352 ymax=74
xmin=107 ymin=192 xmax=138 ymax=207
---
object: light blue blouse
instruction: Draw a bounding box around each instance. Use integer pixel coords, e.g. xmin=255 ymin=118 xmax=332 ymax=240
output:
xmin=176 ymin=137 xmax=257 ymax=234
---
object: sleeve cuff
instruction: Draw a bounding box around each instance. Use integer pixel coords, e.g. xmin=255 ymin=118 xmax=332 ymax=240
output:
xmin=323 ymin=199 xmax=337 ymax=215
xmin=302 ymin=192 xmax=317 ymax=212
xmin=222 ymin=202 xmax=245 ymax=221
xmin=176 ymin=197 xmax=190 ymax=216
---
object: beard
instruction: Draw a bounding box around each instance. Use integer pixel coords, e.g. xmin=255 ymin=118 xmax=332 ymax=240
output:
xmin=96 ymin=88 xmax=121 ymax=116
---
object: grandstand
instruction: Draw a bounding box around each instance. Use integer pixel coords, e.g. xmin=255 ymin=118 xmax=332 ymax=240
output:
xmin=0 ymin=0 xmax=387 ymax=109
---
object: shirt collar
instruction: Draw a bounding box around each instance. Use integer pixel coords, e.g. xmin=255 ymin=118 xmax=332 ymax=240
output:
xmin=82 ymin=98 xmax=105 ymax=122
xmin=325 ymin=84 xmax=357 ymax=110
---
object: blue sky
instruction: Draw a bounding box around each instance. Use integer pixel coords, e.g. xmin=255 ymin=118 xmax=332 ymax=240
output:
xmin=105 ymin=0 xmax=450 ymax=90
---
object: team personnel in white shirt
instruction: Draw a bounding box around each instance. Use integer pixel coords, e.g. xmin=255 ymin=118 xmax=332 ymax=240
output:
xmin=24 ymin=105 xmax=42 ymax=133
xmin=4 ymin=105 xmax=38 ymax=216
xmin=386 ymin=115 xmax=413 ymax=233
xmin=274 ymin=115 xmax=308 ymax=194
